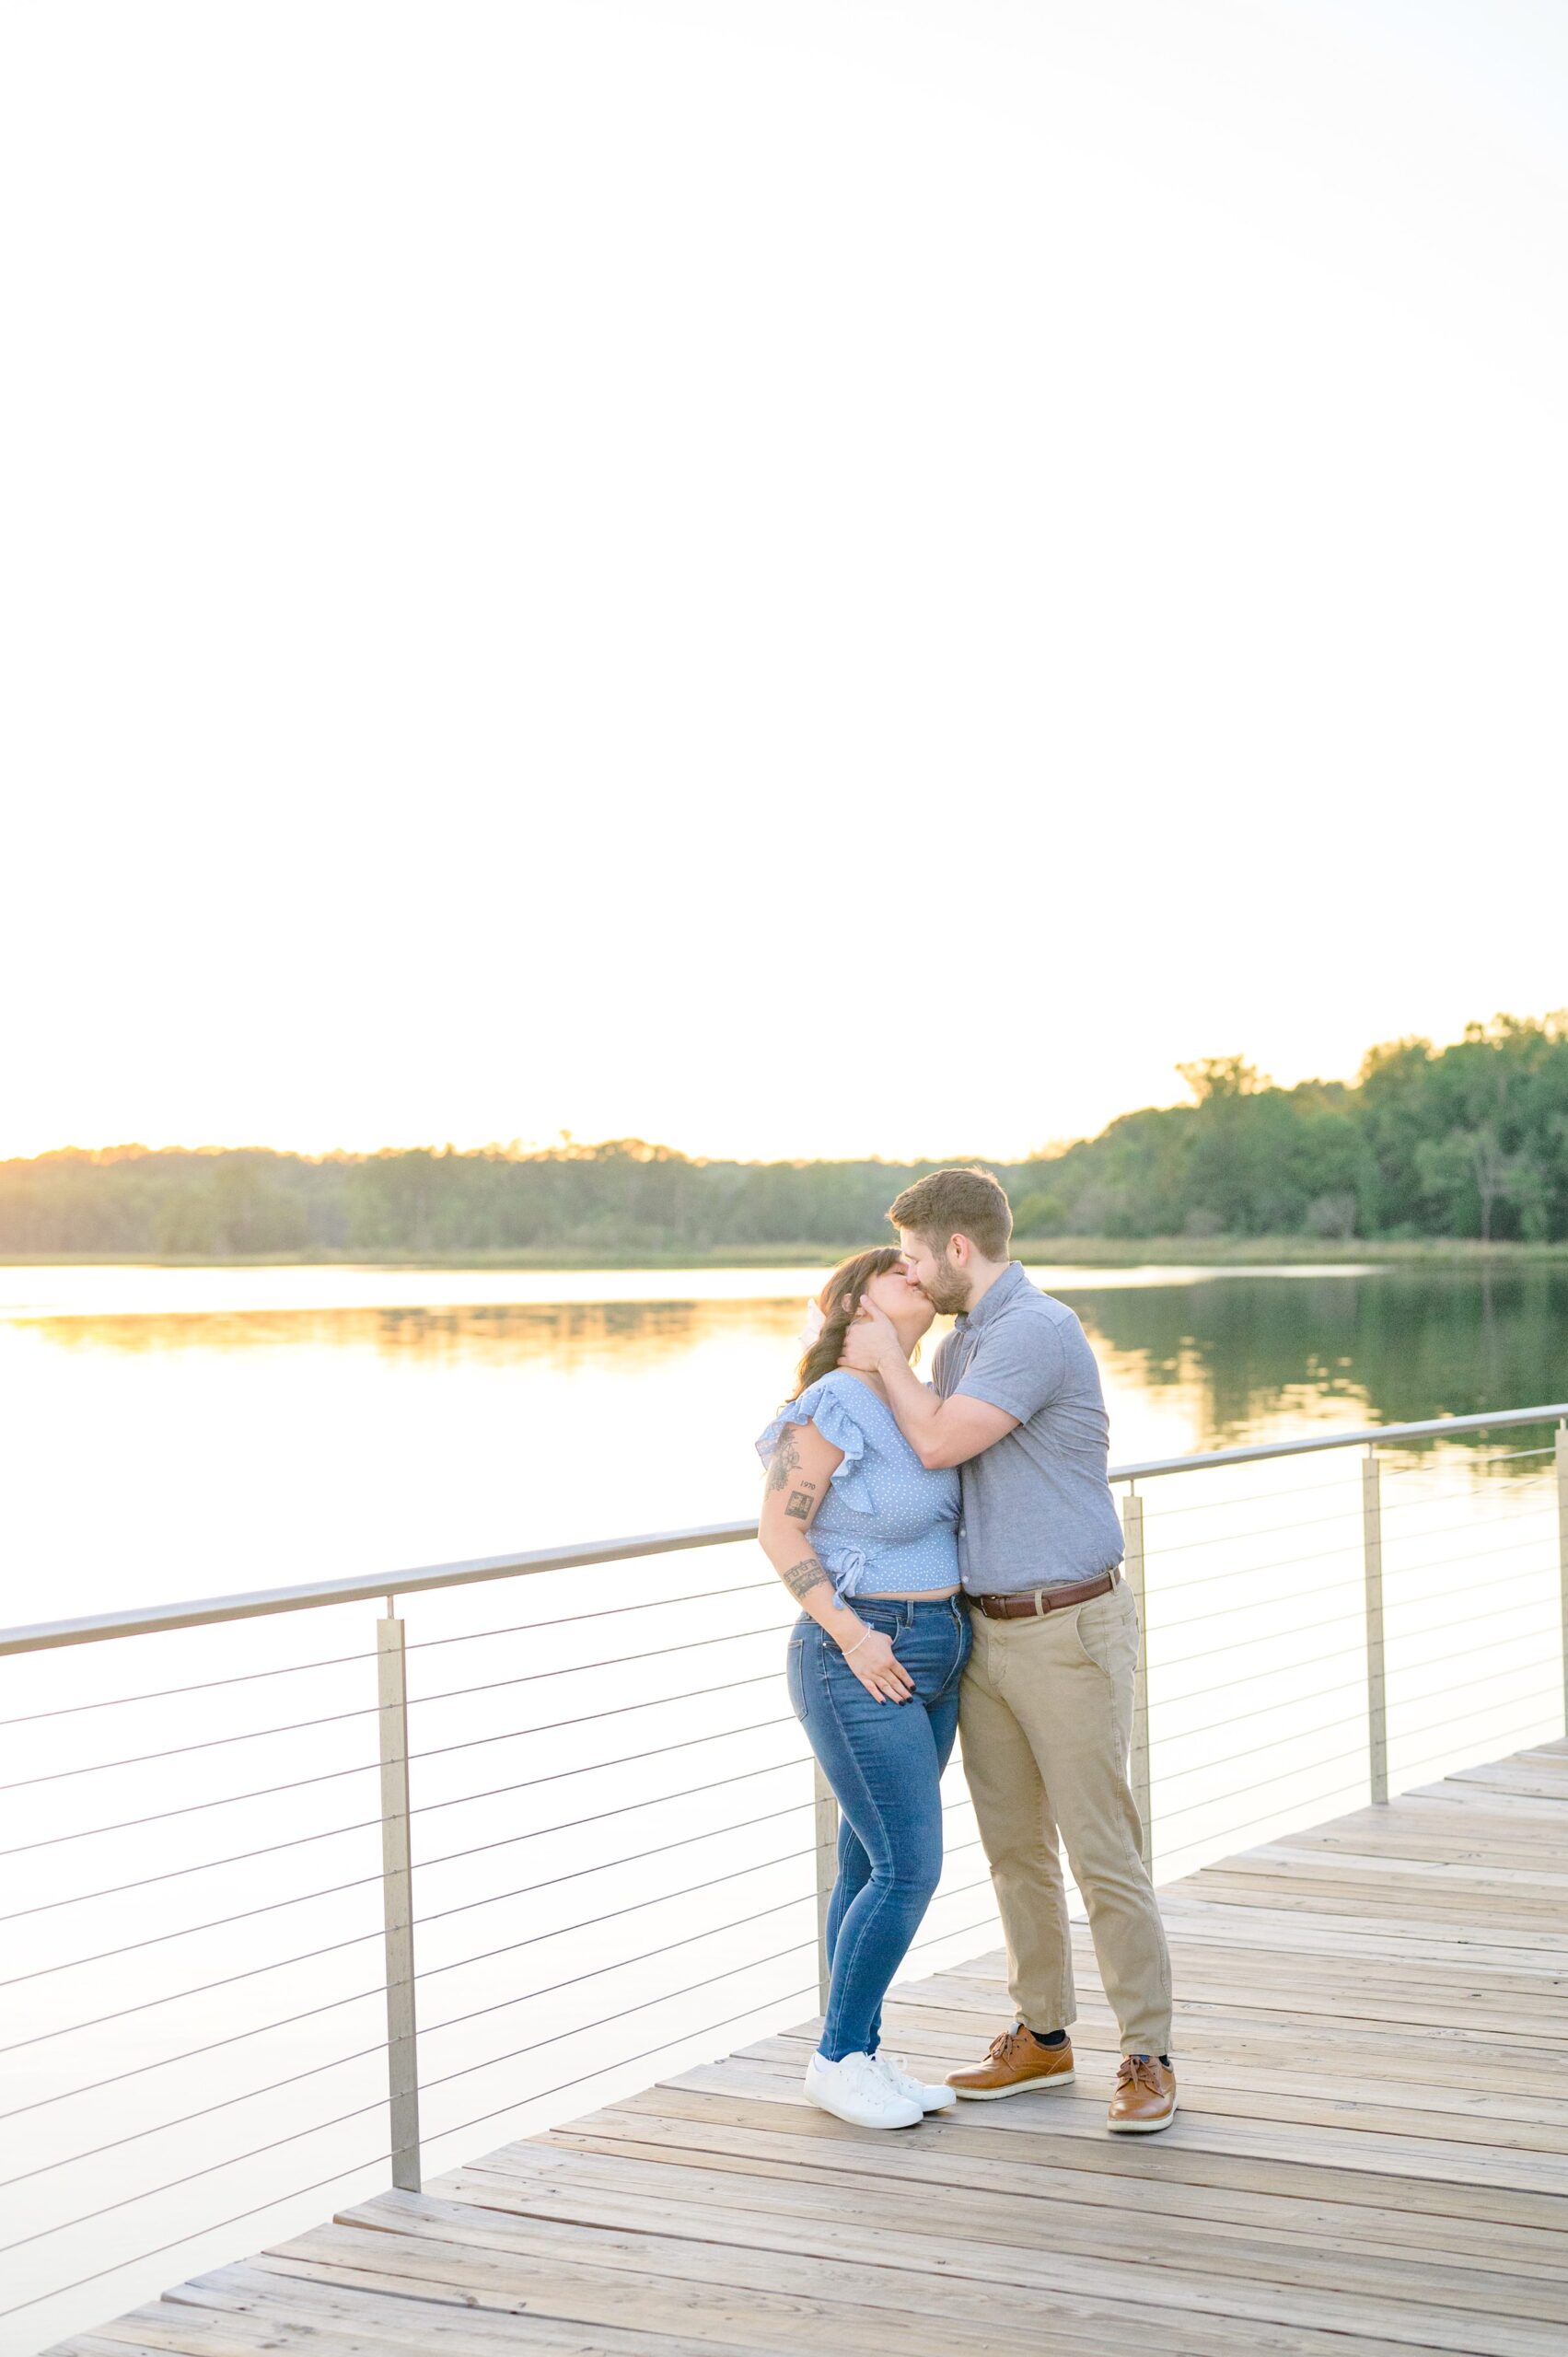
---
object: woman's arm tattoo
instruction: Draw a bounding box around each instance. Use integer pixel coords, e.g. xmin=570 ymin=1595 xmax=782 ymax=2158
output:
xmin=782 ymin=1556 xmax=830 ymax=1601
xmin=765 ymin=1434 xmax=800 ymax=1493
xmin=784 ymin=1479 xmax=817 ymax=1522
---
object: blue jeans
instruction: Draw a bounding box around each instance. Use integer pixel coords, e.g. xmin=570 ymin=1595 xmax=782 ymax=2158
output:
xmin=786 ymin=1595 xmax=971 ymax=2061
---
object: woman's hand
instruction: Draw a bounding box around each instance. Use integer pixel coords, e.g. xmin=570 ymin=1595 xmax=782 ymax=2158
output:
xmin=842 ymin=1624 xmax=914 ymax=1704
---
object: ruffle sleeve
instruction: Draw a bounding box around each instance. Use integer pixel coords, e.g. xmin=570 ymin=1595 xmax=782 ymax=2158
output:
xmin=754 ymin=1375 xmax=876 ymax=1515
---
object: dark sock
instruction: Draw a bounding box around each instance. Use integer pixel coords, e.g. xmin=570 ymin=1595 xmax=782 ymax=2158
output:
xmin=1024 ymin=2025 xmax=1067 ymax=2049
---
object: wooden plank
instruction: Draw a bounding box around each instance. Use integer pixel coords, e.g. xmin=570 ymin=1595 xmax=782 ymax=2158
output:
xmin=633 ymin=2061 xmax=1568 ymax=2201
xmin=431 ymin=2143 xmax=1568 ymax=2326
xmin=547 ymin=2097 xmax=1568 ymax=2257
xmin=245 ymin=2225 xmax=1326 ymax=2357
xmin=310 ymin=2188 xmax=1568 ymax=2357
xmin=1155 ymin=1895 xmax=1568 ymax=1969
xmin=171 ymin=2261 xmax=774 ymax=2354
xmin=540 ymin=2110 xmax=1568 ymax=2276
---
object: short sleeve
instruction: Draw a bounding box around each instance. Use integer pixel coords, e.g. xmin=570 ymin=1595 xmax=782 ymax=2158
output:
xmin=755 ymin=1375 xmax=876 ymax=1513
xmin=953 ymin=1312 xmax=1068 ymax=1424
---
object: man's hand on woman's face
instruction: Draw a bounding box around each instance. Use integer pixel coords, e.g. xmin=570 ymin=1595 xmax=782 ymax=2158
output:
xmin=839 ymin=1296 xmax=900 ymax=1374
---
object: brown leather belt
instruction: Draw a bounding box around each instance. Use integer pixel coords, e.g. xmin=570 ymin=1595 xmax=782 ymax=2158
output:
xmin=970 ymin=1570 xmax=1120 ymax=1620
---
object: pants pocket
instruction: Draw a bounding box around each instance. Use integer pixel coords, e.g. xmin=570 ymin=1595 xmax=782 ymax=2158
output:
xmin=1072 ymin=1585 xmax=1135 ymax=1677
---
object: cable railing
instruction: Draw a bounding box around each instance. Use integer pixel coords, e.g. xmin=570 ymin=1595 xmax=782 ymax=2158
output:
xmin=2 ymin=1401 xmax=1565 ymax=2354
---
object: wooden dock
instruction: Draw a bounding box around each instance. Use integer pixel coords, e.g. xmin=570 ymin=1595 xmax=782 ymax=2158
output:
xmin=52 ymin=1740 xmax=1568 ymax=2357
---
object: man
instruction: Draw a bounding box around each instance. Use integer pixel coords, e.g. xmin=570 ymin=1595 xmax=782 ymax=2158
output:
xmin=839 ymin=1165 xmax=1176 ymax=2131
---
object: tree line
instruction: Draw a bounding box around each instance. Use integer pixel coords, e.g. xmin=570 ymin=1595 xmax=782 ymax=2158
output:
xmin=4 ymin=1013 xmax=1565 ymax=1256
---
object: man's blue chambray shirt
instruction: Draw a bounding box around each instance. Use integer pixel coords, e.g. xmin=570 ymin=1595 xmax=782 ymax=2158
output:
xmin=933 ymin=1260 xmax=1125 ymax=1596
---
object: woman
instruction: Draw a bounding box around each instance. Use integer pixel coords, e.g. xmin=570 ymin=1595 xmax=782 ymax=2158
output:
xmin=756 ymin=1246 xmax=970 ymax=2129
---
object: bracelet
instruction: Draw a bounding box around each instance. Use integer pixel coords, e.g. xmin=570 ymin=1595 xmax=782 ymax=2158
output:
xmin=842 ymin=1626 xmax=871 ymax=1659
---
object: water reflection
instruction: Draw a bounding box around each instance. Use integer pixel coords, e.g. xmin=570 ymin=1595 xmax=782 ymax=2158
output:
xmin=17 ymin=1266 xmax=1567 ymax=1443
xmin=1063 ymin=1267 xmax=1568 ymax=1453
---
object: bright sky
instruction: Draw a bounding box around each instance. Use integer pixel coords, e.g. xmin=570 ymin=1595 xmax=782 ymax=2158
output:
xmin=4 ymin=2 xmax=1564 ymax=1166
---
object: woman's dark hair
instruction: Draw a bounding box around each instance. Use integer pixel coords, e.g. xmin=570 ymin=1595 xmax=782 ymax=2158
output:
xmin=789 ymin=1246 xmax=905 ymax=1399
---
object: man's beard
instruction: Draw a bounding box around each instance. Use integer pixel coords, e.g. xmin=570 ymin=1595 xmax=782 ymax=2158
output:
xmin=920 ymin=1254 xmax=970 ymax=1317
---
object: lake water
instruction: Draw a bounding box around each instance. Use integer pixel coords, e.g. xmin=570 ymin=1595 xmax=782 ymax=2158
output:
xmin=2 ymin=1261 xmax=1563 ymax=2352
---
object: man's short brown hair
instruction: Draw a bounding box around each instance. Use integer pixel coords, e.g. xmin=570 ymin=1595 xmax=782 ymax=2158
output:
xmin=889 ymin=1167 xmax=1013 ymax=1261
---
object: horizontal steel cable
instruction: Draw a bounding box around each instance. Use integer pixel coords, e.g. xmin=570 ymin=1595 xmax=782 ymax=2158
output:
xmin=1157 ymin=1603 xmax=1561 ymax=1715
xmin=408 ymin=1837 xmax=818 ymax=2000
xmin=418 ymin=1975 xmax=820 ymax=2161
xmin=0 ymin=2145 xmax=396 ymax=2325
xmin=402 ymin=1576 xmax=777 ymax=1650
xmin=1380 ymin=1442 xmax=1557 ymax=1477
xmin=413 ymin=1930 xmax=826 ymax=2110
xmin=0 ymin=1705 xmax=797 ymax=1866
xmin=1156 ymin=1496 xmax=1555 ymax=1595
xmin=0 ymin=1757 xmax=384 ymax=1860
xmin=0 ymin=1811 xmax=387 ymax=1925
xmin=1142 ymin=1500 xmax=1366 ymax=1560
xmin=1152 ymin=1505 xmax=1558 ymax=1616
xmin=0 ymin=1644 xmax=380 ymax=1729
xmin=1391 ymin=1716 xmax=1566 ymax=1786
xmin=1372 ymin=1609 xmax=1562 ymax=1682
xmin=0 ymin=1675 xmax=792 ymax=1861
xmin=431 ymin=1878 xmax=1005 ymax=2134
xmin=1154 ymin=1720 xmax=1377 ymax=1789
xmin=0 ymin=2034 xmax=392 ymax=2193
xmin=903 ymin=1908 xmax=1001 ymax=1958
xmin=1138 ymin=1442 xmax=1551 ymax=1534
xmin=0 ymin=1976 xmax=389 ymax=2124
xmin=0 ymin=1824 xmax=820 ymax=2124
xmin=0 ymin=2076 xmax=393 ymax=2256
xmin=1 ymin=1840 xmax=824 ymax=2190
xmin=1135 ymin=1469 xmax=1363 ymax=1519
xmin=1382 ymin=1558 xmax=1562 ymax=1625
xmin=0 ymin=1620 xmax=789 ymax=1794
xmin=6 ymin=1753 xmax=820 ymax=1989
xmin=1390 ymin=1676 xmax=1562 ymax=1753
xmin=0 ymin=1789 xmax=813 ymax=2059
xmin=0 ymin=1578 xmax=783 ymax=1736
xmin=1156 ymin=1744 xmax=1370 ymax=1828
xmin=1154 ymin=1774 xmax=1376 ymax=1870
xmin=1144 ymin=1528 xmax=1365 ymax=1596
xmin=1149 ymin=1668 xmax=1370 ymax=1750
xmin=1163 ymin=1569 xmax=1369 ymax=1632
xmin=416 ymin=1887 xmax=820 ymax=2059
xmin=420 ymin=1909 xmax=999 ymax=2161
xmin=1153 ymin=1550 xmax=1556 ymax=1678
xmin=1377 ymin=1516 xmax=1559 ymax=1580
xmin=1375 ymin=1478 xmax=1556 ymax=1517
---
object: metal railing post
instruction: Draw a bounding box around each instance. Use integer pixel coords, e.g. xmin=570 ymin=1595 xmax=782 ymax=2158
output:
xmin=1121 ymin=1484 xmax=1153 ymax=1867
xmin=812 ymin=1758 xmax=839 ymax=2014
xmin=1362 ymin=1449 xmax=1388 ymax=1804
xmin=1557 ymin=1422 xmax=1568 ymax=1734
xmin=377 ymin=1606 xmax=422 ymax=2191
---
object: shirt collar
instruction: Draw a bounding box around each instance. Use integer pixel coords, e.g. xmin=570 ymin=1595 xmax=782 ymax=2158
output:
xmin=956 ymin=1260 xmax=1028 ymax=1336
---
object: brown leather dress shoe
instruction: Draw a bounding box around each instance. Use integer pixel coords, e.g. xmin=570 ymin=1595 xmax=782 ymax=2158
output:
xmin=946 ymin=2026 xmax=1076 ymax=2101
xmin=1107 ymin=2053 xmax=1178 ymax=2132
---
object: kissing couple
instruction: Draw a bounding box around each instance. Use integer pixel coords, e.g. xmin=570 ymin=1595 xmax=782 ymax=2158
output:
xmin=757 ymin=1167 xmax=1175 ymax=2134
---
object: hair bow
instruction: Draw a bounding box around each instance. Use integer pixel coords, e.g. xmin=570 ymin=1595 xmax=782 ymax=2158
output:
xmin=796 ymin=1298 xmax=827 ymax=1349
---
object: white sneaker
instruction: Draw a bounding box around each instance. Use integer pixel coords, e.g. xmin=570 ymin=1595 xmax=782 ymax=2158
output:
xmin=804 ymin=2049 xmax=923 ymax=2129
xmin=873 ymin=2050 xmax=957 ymax=2113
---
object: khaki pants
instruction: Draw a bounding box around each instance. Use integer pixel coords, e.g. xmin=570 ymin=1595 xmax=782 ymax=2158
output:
xmin=959 ymin=1578 xmax=1172 ymax=2056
